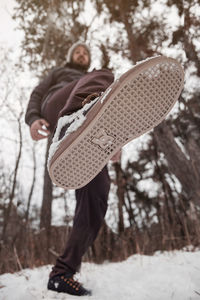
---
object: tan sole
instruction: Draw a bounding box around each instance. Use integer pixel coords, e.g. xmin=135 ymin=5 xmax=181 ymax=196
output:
xmin=49 ymin=56 xmax=184 ymax=189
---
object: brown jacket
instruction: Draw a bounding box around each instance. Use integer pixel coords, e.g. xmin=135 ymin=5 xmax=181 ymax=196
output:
xmin=25 ymin=63 xmax=86 ymax=126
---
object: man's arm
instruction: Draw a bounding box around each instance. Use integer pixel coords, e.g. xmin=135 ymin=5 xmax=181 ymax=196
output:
xmin=25 ymin=69 xmax=56 ymax=140
xmin=25 ymin=69 xmax=57 ymax=125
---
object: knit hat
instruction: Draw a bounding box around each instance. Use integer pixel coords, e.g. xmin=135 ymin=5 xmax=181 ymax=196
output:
xmin=67 ymin=41 xmax=91 ymax=68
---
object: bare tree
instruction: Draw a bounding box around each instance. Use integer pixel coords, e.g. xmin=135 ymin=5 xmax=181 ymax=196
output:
xmin=1 ymin=106 xmax=23 ymax=241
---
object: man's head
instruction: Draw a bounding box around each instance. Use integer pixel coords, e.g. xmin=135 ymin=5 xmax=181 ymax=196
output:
xmin=67 ymin=42 xmax=91 ymax=71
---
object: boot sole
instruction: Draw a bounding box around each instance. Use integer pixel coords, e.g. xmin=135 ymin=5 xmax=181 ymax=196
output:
xmin=49 ymin=56 xmax=184 ymax=189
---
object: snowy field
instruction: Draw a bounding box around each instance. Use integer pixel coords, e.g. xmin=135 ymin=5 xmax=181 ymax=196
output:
xmin=0 ymin=250 xmax=200 ymax=300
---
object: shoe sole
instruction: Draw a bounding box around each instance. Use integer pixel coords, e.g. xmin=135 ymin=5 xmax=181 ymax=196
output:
xmin=49 ymin=56 xmax=184 ymax=189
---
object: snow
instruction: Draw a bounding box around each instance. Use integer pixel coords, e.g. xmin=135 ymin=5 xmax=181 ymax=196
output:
xmin=100 ymin=87 xmax=112 ymax=103
xmin=48 ymin=96 xmax=100 ymax=165
xmin=1 ymin=250 xmax=200 ymax=300
xmin=135 ymin=55 xmax=161 ymax=66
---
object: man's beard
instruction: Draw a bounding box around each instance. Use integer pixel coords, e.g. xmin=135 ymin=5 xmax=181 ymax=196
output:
xmin=70 ymin=60 xmax=89 ymax=72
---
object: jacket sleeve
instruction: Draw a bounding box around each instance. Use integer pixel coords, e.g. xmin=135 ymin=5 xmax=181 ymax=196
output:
xmin=25 ymin=69 xmax=56 ymax=126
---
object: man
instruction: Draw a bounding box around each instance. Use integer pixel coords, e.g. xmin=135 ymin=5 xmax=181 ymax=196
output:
xmin=25 ymin=41 xmax=116 ymax=296
xmin=26 ymin=42 xmax=184 ymax=296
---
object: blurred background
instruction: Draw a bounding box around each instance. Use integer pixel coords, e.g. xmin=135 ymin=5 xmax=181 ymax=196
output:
xmin=0 ymin=0 xmax=200 ymax=274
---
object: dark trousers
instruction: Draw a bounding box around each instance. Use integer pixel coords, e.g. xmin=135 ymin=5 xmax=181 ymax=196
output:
xmin=42 ymin=69 xmax=114 ymax=277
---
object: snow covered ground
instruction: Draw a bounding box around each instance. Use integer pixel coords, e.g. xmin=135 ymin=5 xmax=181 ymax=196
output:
xmin=0 ymin=250 xmax=200 ymax=300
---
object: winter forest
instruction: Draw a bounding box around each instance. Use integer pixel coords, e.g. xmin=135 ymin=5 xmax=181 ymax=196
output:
xmin=0 ymin=0 xmax=200 ymax=284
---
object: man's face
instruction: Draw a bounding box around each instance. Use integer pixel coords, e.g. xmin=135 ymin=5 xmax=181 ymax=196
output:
xmin=72 ymin=45 xmax=90 ymax=69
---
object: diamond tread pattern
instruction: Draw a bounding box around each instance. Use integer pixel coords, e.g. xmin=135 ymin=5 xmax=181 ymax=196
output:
xmin=51 ymin=59 xmax=183 ymax=189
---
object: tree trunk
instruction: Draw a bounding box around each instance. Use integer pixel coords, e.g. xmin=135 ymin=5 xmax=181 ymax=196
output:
xmin=113 ymin=162 xmax=125 ymax=234
xmin=40 ymin=138 xmax=53 ymax=258
xmin=25 ymin=146 xmax=37 ymax=225
xmin=154 ymin=122 xmax=200 ymax=205
xmin=2 ymin=114 xmax=23 ymax=241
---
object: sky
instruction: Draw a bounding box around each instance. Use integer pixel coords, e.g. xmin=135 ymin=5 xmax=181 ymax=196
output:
xmin=0 ymin=0 xmax=23 ymax=49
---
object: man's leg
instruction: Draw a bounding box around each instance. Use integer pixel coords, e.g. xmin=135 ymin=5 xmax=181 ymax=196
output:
xmin=58 ymin=68 xmax=114 ymax=118
xmin=41 ymin=69 xmax=114 ymax=131
xmin=41 ymin=78 xmax=81 ymax=131
xmin=44 ymin=69 xmax=113 ymax=276
xmin=49 ymin=165 xmax=110 ymax=277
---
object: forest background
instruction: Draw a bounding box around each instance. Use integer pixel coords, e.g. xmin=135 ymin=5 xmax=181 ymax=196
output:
xmin=0 ymin=0 xmax=200 ymax=274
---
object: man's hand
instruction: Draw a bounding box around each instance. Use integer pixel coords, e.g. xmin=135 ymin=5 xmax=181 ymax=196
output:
xmin=30 ymin=119 xmax=50 ymax=141
xmin=110 ymin=149 xmax=121 ymax=163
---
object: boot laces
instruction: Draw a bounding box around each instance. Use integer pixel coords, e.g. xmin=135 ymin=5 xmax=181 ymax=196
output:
xmin=82 ymin=92 xmax=100 ymax=107
xmin=61 ymin=275 xmax=81 ymax=291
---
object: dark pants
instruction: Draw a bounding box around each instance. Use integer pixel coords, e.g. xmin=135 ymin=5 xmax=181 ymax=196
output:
xmin=42 ymin=69 xmax=114 ymax=277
